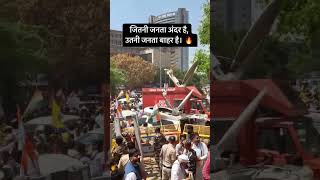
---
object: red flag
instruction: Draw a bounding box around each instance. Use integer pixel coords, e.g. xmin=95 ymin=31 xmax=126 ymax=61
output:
xmin=20 ymin=135 xmax=40 ymax=176
xmin=116 ymin=103 xmax=123 ymax=118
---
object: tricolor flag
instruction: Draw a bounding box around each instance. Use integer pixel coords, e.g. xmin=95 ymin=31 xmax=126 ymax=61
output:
xmin=147 ymin=103 xmax=161 ymax=124
xmin=20 ymin=135 xmax=40 ymax=177
xmin=114 ymin=99 xmax=123 ymax=118
xmin=52 ymin=99 xmax=64 ymax=128
xmin=153 ymin=104 xmax=161 ymax=122
xmin=23 ymin=90 xmax=43 ymax=118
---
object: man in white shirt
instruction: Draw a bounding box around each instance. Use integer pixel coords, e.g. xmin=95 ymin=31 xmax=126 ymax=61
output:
xmin=191 ymin=133 xmax=208 ymax=180
xmin=171 ymin=154 xmax=190 ymax=180
xmin=175 ymin=136 xmax=185 ymax=157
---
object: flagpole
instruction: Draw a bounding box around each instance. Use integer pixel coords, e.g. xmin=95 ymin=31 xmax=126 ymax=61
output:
xmin=134 ymin=113 xmax=145 ymax=174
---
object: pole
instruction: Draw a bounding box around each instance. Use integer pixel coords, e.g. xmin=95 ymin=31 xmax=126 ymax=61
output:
xmin=134 ymin=113 xmax=145 ymax=175
xmin=160 ymin=47 xmax=162 ymax=88
xmin=102 ymin=84 xmax=110 ymax=167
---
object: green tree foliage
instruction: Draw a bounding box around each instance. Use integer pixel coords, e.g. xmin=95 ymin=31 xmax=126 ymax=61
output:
xmin=17 ymin=0 xmax=107 ymax=85
xmin=194 ymin=1 xmax=210 ymax=80
xmin=168 ymin=68 xmax=207 ymax=91
xmin=278 ymin=0 xmax=320 ymax=43
xmin=194 ymin=49 xmax=210 ymax=79
xmin=0 ymin=22 xmax=49 ymax=112
xmin=212 ymin=0 xmax=320 ymax=79
xmin=198 ymin=2 xmax=210 ymax=45
xmin=110 ymin=61 xmax=126 ymax=95
xmin=276 ymin=0 xmax=320 ymax=77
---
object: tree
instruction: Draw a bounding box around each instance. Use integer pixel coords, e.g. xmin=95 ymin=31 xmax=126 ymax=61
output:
xmin=211 ymin=0 xmax=320 ymax=79
xmin=110 ymin=61 xmax=126 ymax=95
xmin=276 ymin=0 xmax=320 ymax=77
xmin=278 ymin=0 xmax=320 ymax=43
xmin=168 ymin=68 xmax=207 ymax=91
xmin=0 ymin=22 xmax=50 ymax=113
xmin=111 ymin=54 xmax=156 ymax=88
xmin=198 ymin=1 xmax=210 ymax=45
xmin=16 ymin=0 xmax=107 ymax=86
xmin=194 ymin=49 xmax=210 ymax=79
xmin=194 ymin=1 xmax=210 ymax=80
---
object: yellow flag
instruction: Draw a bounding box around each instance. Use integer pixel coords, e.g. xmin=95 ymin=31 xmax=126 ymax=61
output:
xmin=125 ymin=92 xmax=130 ymax=102
xmin=52 ymin=100 xmax=64 ymax=128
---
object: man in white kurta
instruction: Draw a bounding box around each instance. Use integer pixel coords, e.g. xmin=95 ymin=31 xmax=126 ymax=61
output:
xmin=191 ymin=133 xmax=208 ymax=180
xmin=171 ymin=154 xmax=189 ymax=180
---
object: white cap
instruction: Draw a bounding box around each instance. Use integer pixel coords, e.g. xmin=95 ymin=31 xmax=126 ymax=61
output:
xmin=178 ymin=154 xmax=189 ymax=163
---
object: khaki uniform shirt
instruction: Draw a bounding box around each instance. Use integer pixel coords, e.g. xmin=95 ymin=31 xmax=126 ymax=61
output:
xmin=160 ymin=143 xmax=176 ymax=167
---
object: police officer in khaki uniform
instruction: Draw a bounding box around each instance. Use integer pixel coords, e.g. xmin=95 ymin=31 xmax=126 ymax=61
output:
xmin=154 ymin=127 xmax=167 ymax=176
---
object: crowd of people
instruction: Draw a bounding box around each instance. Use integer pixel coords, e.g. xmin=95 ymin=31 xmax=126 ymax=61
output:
xmin=0 ymin=89 xmax=107 ymax=180
xmin=298 ymin=83 xmax=320 ymax=110
xmin=110 ymin=126 xmax=210 ymax=180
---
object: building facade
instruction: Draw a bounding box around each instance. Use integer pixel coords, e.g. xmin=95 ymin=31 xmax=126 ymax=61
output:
xmin=148 ymin=8 xmax=189 ymax=71
xmin=110 ymin=30 xmax=146 ymax=56
xmin=140 ymin=48 xmax=175 ymax=68
xmin=213 ymin=0 xmax=270 ymax=32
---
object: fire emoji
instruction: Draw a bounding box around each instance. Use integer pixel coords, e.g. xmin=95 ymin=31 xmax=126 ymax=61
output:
xmin=186 ymin=36 xmax=192 ymax=45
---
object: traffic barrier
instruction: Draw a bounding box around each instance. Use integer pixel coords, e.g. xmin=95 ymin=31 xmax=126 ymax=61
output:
xmin=183 ymin=124 xmax=210 ymax=139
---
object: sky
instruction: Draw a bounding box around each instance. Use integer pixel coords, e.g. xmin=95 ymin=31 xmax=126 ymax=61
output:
xmin=110 ymin=0 xmax=208 ymax=67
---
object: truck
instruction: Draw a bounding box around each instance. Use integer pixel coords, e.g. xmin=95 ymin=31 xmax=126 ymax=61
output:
xmin=142 ymin=86 xmax=209 ymax=115
xmin=212 ymin=79 xmax=320 ymax=179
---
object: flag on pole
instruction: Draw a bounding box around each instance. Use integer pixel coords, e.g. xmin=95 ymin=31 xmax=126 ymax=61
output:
xmin=147 ymin=103 xmax=161 ymax=124
xmin=125 ymin=91 xmax=130 ymax=102
xmin=114 ymin=99 xmax=123 ymax=118
xmin=152 ymin=104 xmax=161 ymax=122
xmin=52 ymin=99 xmax=64 ymax=128
xmin=117 ymin=90 xmax=124 ymax=99
xmin=20 ymin=135 xmax=40 ymax=176
xmin=17 ymin=105 xmax=25 ymax=151
xmin=116 ymin=103 xmax=123 ymax=118
xmin=22 ymin=90 xmax=43 ymax=118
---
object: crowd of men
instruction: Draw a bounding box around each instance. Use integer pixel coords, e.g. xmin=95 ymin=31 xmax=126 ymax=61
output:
xmin=0 ymin=89 xmax=107 ymax=180
xmin=110 ymin=126 xmax=210 ymax=180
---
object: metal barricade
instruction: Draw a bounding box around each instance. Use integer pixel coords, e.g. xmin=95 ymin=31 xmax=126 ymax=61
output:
xmin=183 ymin=124 xmax=210 ymax=139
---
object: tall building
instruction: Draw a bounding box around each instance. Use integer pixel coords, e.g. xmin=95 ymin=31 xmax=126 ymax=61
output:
xmin=110 ymin=30 xmax=146 ymax=56
xmin=213 ymin=0 xmax=270 ymax=32
xmin=148 ymin=8 xmax=189 ymax=71
xmin=140 ymin=48 xmax=174 ymax=68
